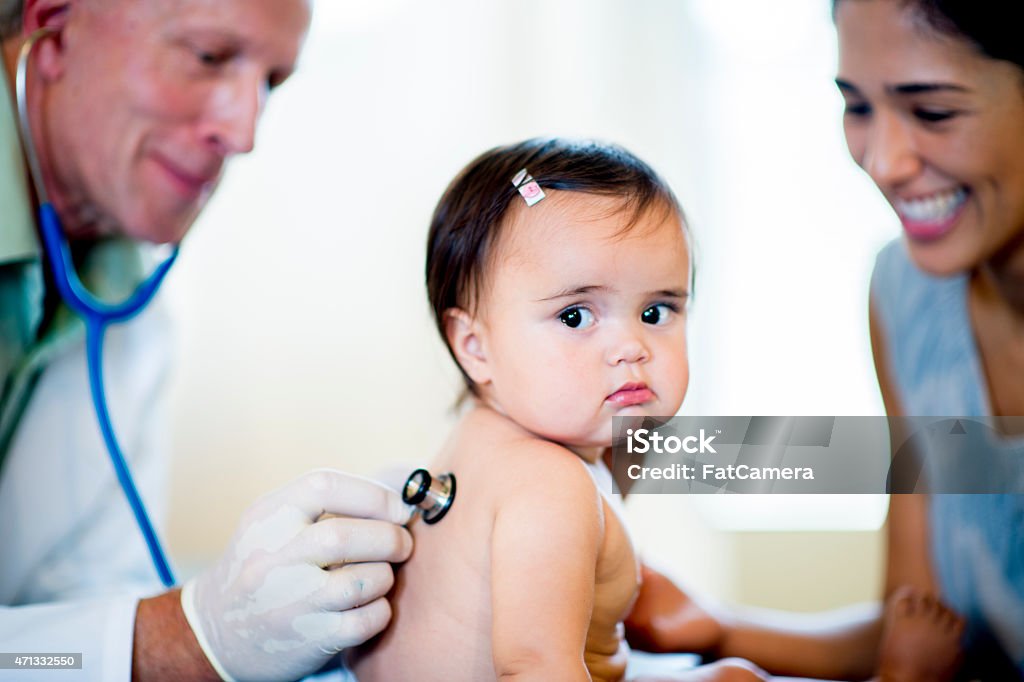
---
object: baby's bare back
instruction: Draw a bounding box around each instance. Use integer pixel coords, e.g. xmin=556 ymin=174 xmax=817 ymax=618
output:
xmin=351 ymin=407 xmax=639 ymax=681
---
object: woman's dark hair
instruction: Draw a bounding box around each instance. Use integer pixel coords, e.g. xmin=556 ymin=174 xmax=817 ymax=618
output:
xmin=426 ymin=137 xmax=686 ymax=396
xmin=834 ymin=0 xmax=1024 ymax=71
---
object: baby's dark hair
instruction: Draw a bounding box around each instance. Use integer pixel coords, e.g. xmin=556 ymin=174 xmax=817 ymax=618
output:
xmin=426 ymin=137 xmax=686 ymax=396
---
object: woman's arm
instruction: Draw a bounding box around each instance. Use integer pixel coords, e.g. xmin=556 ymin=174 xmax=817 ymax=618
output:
xmin=625 ymin=562 xmax=883 ymax=680
xmin=626 ymin=301 xmax=940 ymax=679
xmin=490 ymin=443 xmax=603 ymax=682
xmin=870 ymin=300 xmax=938 ymax=598
xmin=624 ymin=563 xmax=723 ymax=654
xmin=715 ymin=302 xmax=937 ymax=678
xmin=705 ymin=485 xmax=935 ymax=680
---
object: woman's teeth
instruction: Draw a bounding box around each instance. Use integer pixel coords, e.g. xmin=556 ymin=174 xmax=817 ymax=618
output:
xmin=894 ymin=187 xmax=967 ymax=224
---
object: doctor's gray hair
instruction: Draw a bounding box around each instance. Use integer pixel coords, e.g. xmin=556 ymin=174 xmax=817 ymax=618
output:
xmin=0 ymin=0 xmax=23 ymax=40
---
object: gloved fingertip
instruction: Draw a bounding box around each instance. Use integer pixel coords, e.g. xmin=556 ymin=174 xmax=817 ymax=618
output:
xmin=399 ymin=526 xmax=415 ymax=560
xmin=392 ymin=497 xmax=416 ymax=525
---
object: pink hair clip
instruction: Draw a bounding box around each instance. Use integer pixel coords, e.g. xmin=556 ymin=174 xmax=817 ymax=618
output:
xmin=512 ymin=168 xmax=546 ymax=207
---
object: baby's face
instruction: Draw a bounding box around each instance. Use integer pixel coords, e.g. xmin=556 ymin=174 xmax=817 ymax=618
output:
xmin=472 ymin=191 xmax=690 ymax=458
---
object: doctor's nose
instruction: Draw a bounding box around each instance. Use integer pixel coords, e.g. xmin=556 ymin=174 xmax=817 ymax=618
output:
xmin=200 ymin=74 xmax=265 ymax=156
xmin=860 ymin=113 xmax=922 ymax=189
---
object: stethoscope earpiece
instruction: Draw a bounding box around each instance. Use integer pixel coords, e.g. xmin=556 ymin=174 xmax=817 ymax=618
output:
xmin=403 ymin=468 xmax=457 ymax=524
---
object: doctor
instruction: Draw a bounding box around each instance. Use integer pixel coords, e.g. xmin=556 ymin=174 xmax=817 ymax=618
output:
xmin=0 ymin=0 xmax=414 ymax=680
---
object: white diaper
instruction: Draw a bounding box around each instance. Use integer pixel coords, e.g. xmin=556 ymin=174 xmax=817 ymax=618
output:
xmin=327 ymin=651 xmax=700 ymax=681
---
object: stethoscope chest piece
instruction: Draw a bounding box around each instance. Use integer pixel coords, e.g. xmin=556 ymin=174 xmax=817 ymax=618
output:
xmin=403 ymin=468 xmax=457 ymax=524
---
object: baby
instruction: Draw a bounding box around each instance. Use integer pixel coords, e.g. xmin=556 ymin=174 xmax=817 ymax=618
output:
xmin=351 ymin=139 xmax=761 ymax=681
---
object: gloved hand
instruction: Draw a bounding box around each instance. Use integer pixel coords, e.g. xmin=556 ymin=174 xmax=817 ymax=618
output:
xmin=181 ymin=469 xmax=415 ymax=681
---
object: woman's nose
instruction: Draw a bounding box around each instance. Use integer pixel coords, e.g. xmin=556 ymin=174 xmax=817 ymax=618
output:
xmin=860 ymin=112 xmax=922 ymax=189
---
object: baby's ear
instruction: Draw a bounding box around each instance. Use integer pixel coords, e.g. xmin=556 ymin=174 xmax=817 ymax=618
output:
xmin=443 ymin=308 xmax=491 ymax=386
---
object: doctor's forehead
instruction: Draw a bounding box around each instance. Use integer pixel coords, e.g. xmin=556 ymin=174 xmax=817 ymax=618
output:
xmin=81 ymin=0 xmax=312 ymax=47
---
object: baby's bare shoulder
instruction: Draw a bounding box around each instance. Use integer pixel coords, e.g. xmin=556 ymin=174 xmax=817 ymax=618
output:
xmin=453 ymin=407 xmax=600 ymax=509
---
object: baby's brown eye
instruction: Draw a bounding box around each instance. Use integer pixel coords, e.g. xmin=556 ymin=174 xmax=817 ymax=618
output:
xmin=642 ymin=304 xmax=673 ymax=325
xmin=559 ymin=307 xmax=594 ymax=329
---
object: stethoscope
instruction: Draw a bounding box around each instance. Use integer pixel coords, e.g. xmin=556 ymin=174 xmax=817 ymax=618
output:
xmin=402 ymin=469 xmax=456 ymax=524
xmin=14 ymin=28 xmax=458 ymax=589
xmin=15 ymin=28 xmax=179 ymax=588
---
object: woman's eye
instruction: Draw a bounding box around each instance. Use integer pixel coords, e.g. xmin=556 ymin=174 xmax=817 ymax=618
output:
xmin=642 ymin=304 xmax=675 ymax=325
xmin=559 ymin=307 xmax=595 ymax=329
xmin=914 ymin=109 xmax=956 ymax=123
xmin=843 ymin=102 xmax=871 ymax=118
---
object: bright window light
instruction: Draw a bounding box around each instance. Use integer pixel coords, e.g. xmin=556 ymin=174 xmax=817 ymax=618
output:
xmin=682 ymin=0 xmax=896 ymax=531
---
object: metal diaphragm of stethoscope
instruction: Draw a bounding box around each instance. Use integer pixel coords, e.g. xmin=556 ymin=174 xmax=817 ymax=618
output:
xmin=16 ymin=28 xmax=180 ymax=587
xmin=402 ymin=468 xmax=457 ymax=524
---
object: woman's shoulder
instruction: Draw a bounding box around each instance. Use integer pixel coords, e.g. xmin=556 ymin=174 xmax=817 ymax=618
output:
xmin=872 ymin=238 xmax=956 ymax=298
xmin=870 ymin=238 xmax=968 ymax=334
xmin=870 ymin=238 xmax=982 ymax=415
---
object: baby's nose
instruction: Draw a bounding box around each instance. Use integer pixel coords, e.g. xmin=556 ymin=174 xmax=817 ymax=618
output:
xmin=606 ymin=336 xmax=650 ymax=365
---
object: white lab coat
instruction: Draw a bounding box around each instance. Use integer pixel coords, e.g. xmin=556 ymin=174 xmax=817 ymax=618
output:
xmin=0 ymin=300 xmax=174 ymax=681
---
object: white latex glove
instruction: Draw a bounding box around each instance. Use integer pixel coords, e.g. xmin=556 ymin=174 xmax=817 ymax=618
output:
xmin=181 ymin=469 xmax=415 ymax=681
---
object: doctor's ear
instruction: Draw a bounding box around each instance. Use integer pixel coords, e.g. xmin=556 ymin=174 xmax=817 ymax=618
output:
xmin=443 ymin=308 xmax=492 ymax=386
xmin=19 ymin=0 xmax=73 ymax=80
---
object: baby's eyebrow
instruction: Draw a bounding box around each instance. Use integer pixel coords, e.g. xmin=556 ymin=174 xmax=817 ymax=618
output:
xmin=653 ymin=288 xmax=688 ymax=300
xmin=535 ymin=285 xmax=611 ymax=302
xmin=534 ymin=285 xmax=689 ymax=302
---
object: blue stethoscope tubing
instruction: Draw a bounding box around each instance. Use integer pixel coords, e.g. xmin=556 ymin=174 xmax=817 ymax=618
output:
xmin=16 ymin=29 xmax=178 ymax=587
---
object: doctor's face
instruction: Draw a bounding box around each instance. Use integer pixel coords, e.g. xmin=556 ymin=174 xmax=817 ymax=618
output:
xmin=41 ymin=0 xmax=311 ymax=243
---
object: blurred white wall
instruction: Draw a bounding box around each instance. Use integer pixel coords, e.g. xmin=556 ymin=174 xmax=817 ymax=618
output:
xmin=164 ymin=0 xmax=899 ymax=610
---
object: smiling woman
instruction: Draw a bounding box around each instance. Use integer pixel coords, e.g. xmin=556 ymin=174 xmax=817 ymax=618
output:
xmin=834 ymin=0 xmax=1024 ymax=277
xmin=624 ymin=3 xmax=1024 ymax=679
xmin=833 ymin=0 xmax=1024 ymax=677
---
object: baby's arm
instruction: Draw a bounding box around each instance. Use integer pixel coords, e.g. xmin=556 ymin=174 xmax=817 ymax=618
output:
xmin=490 ymin=442 xmax=604 ymax=681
